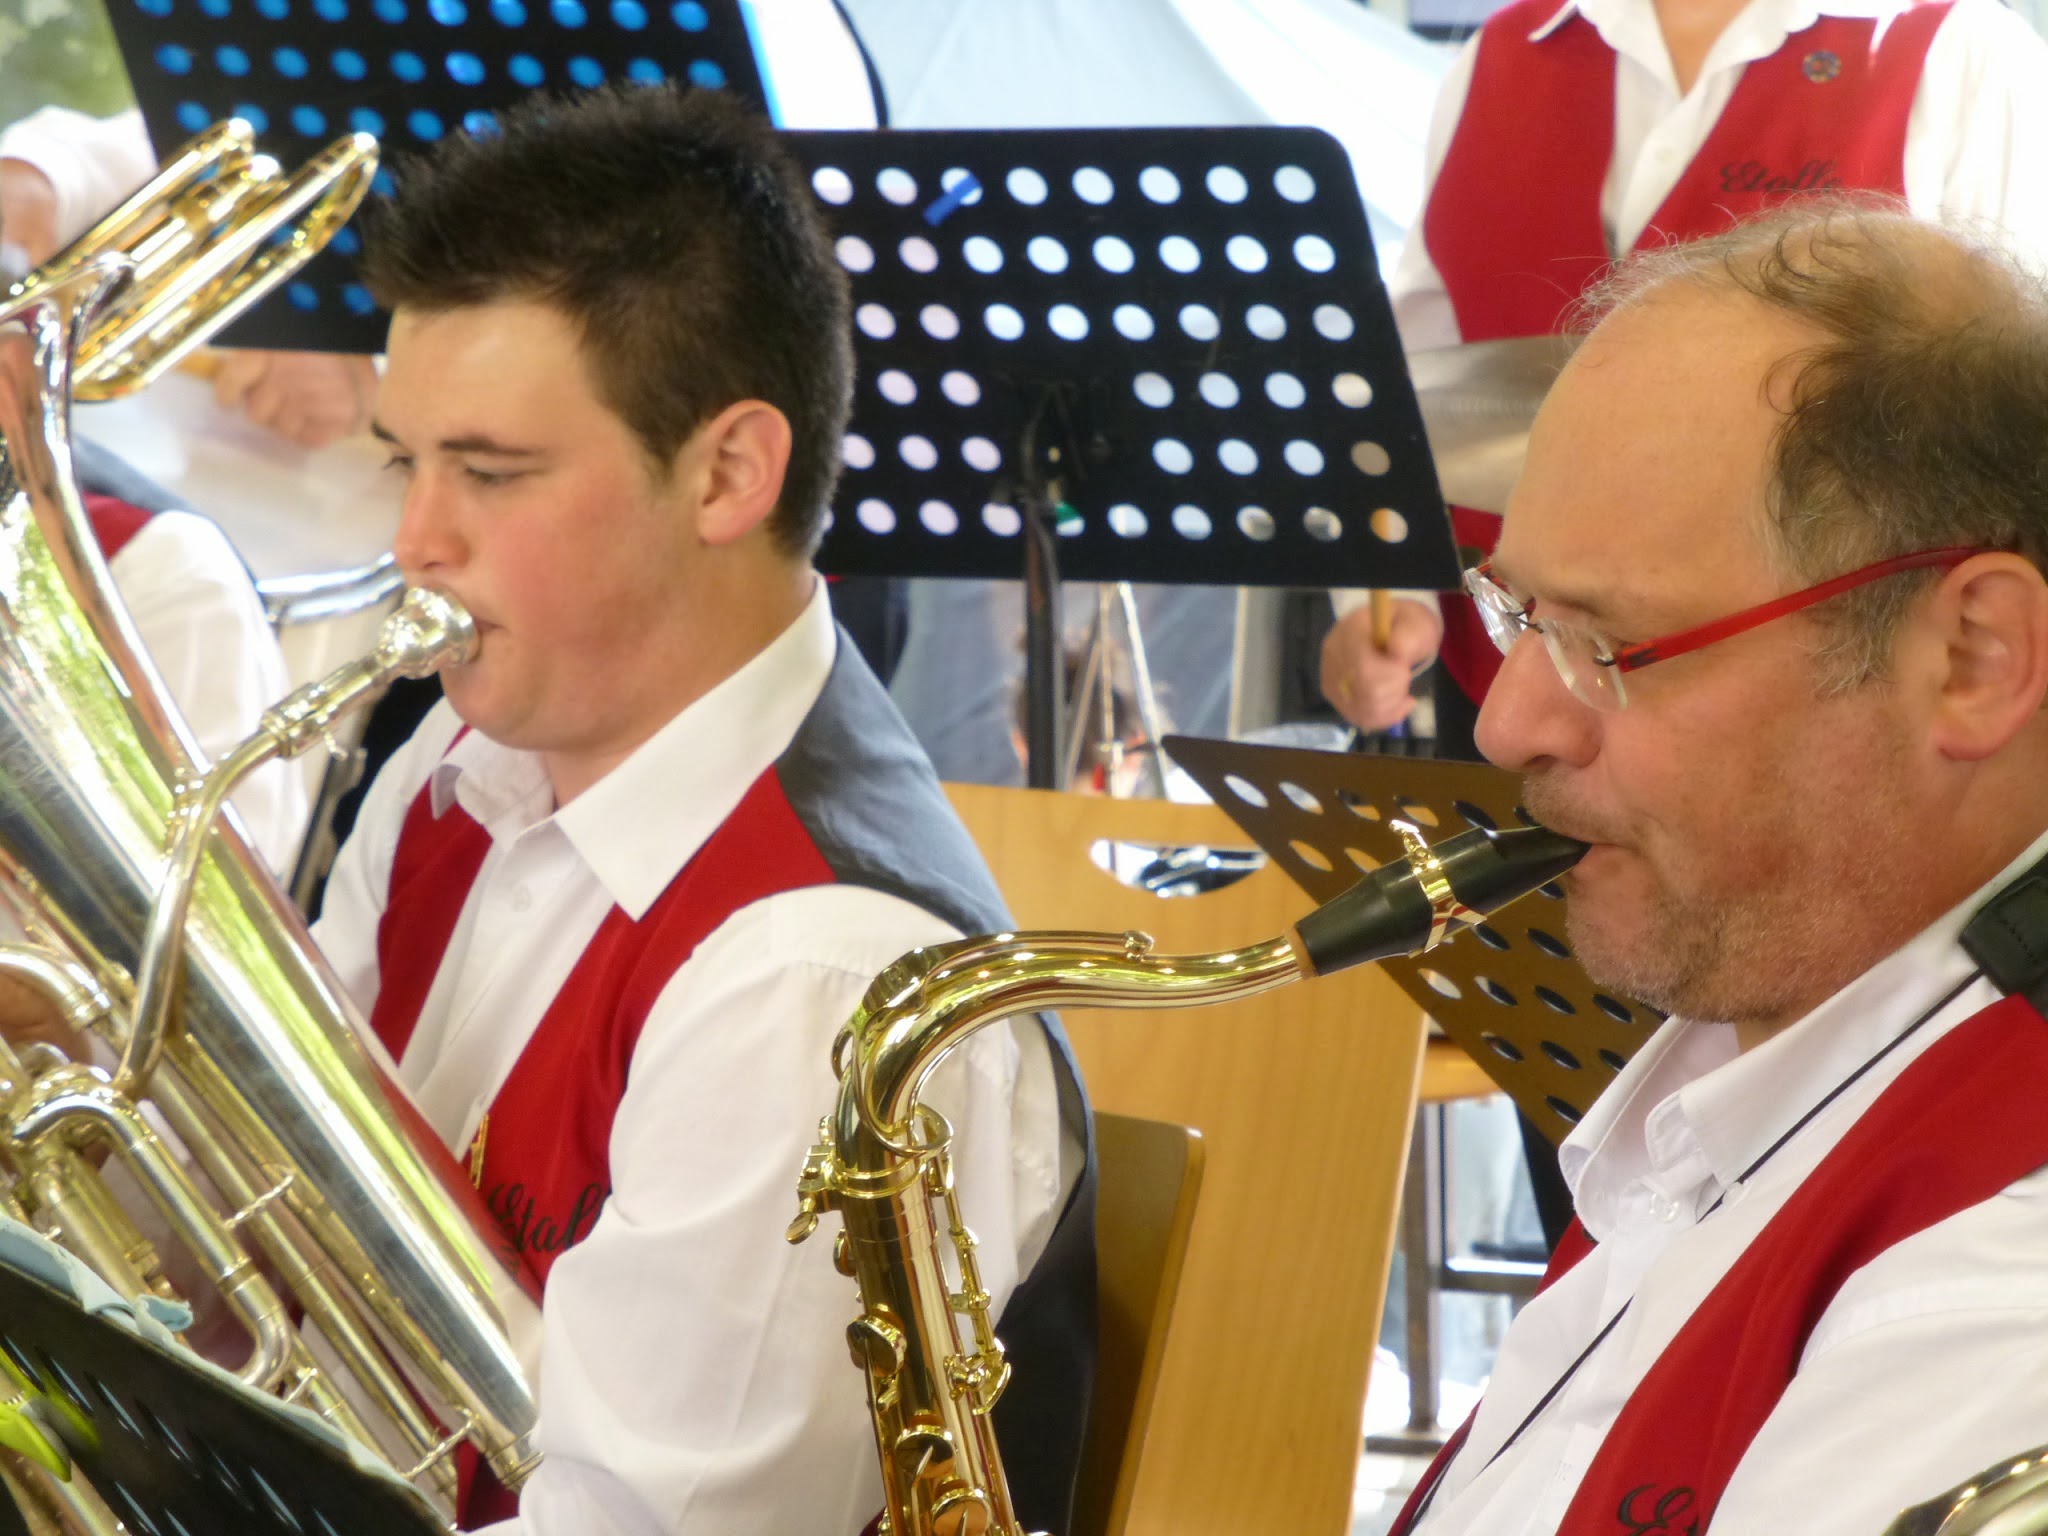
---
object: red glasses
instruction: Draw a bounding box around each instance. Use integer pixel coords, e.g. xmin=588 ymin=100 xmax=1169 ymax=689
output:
xmin=1464 ymin=546 xmax=1981 ymax=710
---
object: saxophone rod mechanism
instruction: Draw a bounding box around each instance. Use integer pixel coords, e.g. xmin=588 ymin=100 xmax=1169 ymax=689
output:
xmin=114 ymin=588 xmax=477 ymax=1099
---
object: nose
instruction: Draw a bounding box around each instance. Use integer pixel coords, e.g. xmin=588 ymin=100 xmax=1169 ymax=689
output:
xmin=1474 ymin=632 xmax=1602 ymax=773
xmin=391 ymin=469 xmax=467 ymax=585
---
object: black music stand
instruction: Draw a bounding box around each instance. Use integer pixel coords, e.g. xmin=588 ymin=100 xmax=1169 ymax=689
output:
xmin=1160 ymin=733 xmax=1662 ymax=1142
xmin=788 ymin=126 xmax=1459 ymax=786
xmin=0 ymin=1257 xmax=441 ymax=1536
xmin=101 ymin=0 xmax=771 ymax=352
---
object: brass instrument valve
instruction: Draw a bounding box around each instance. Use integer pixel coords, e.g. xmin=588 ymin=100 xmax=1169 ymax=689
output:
xmin=786 ymin=1120 xmax=842 ymax=1244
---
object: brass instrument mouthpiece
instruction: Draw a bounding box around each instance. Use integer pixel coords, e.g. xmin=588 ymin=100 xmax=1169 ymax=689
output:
xmin=374 ymin=588 xmax=478 ymax=678
xmin=1293 ymin=823 xmax=1588 ymax=977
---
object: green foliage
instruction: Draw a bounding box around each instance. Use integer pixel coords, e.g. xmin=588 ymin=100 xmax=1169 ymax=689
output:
xmin=0 ymin=0 xmax=137 ymax=127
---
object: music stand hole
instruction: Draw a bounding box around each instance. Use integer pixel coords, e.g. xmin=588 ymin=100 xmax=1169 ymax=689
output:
xmin=1337 ymin=789 xmax=1379 ymax=819
xmin=1473 ymin=922 xmax=1508 ymax=951
xmin=1179 ymin=303 xmax=1221 ymax=341
xmin=1289 ymin=840 xmax=1333 ymax=872
xmin=1279 ymin=781 xmax=1322 ymax=814
xmin=855 ymin=303 xmax=895 ymax=340
xmin=1541 ymin=1042 xmax=1581 ymax=1074
xmin=1369 ymin=507 xmax=1409 ymax=544
xmin=983 ymin=303 xmax=1024 ymax=341
xmin=1452 ymin=800 xmax=1497 ymax=831
xmin=963 ymin=236 xmax=1004 ymax=274
xmin=1538 ymin=881 xmax=1565 ymax=900
xmin=1594 ymin=993 xmax=1636 ymax=1024
xmin=1274 ymin=164 xmax=1316 ymax=202
xmin=1546 ymin=1096 xmax=1584 ymax=1126
xmin=1528 ymin=927 xmax=1571 ymax=959
xmin=918 ymin=501 xmax=959 ymax=536
xmin=1133 ymin=373 xmax=1173 ymax=409
xmin=1027 ymin=235 xmax=1069 ymax=274
xmin=856 ymin=499 xmax=896 ymax=535
xmin=1048 ymin=304 xmax=1089 ymax=341
xmin=899 ymin=235 xmax=940 ymax=273
xmin=1006 ymin=166 xmax=1049 ymax=204
xmin=1294 ymin=234 xmax=1336 ymax=273
xmin=1537 ymin=986 xmax=1577 ymax=1016
xmin=1139 ymin=165 xmax=1181 ymax=203
xmin=1222 ymin=773 xmax=1267 ymax=809
xmin=1094 ymin=235 xmax=1136 ymax=273
xmin=1352 ymin=440 xmax=1393 ymax=476
xmin=1420 ymin=968 xmax=1461 ymax=1000
xmin=1598 ymin=1049 xmax=1630 ymax=1073
xmin=1313 ymin=303 xmax=1355 ymax=341
xmin=1226 ymin=235 xmax=1269 ymax=273
xmin=982 ymin=503 xmax=1021 ymax=537
xmin=1237 ymin=506 xmax=1275 ymax=541
xmin=1108 ymin=504 xmax=1147 ymax=539
xmin=1265 ymin=372 xmax=1307 ymax=410
xmin=835 ymin=235 xmax=874 ymax=273
xmin=1482 ymin=1032 xmax=1522 ymax=1061
xmin=842 ymin=432 xmax=875 ymax=470
xmin=898 ymin=435 xmax=938 ymax=471
xmin=962 ymin=437 xmax=1001 ymax=472
xmin=1219 ymin=440 xmax=1258 ymax=475
xmin=1073 ymin=166 xmax=1114 ymax=204
xmin=876 ymin=166 xmax=917 ymax=205
xmin=1113 ymin=304 xmax=1155 ymax=341
xmin=1246 ymin=303 xmax=1287 ymax=340
xmin=1304 ymin=508 xmax=1342 ymax=543
xmin=1159 ymin=235 xmax=1201 ymax=273
xmin=1153 ymin=440 xmax=1194 ymax=475
xmin=921 ymin=305 xmax=961 ymax=341
xmin=811 ymin=166 xmax=853 ymax=204
xmin=1393 ymin=799 xmax=1438 ymax=827
xmin=1285 ymin=440 xmax=1326 ymax=476
xmin=877 ymin=370 xmax=916 ymax=406
xmin=1512 ymin=804 xmax=1539 ymax=826
xmin=1171 ymin=505 xmax=1213 ymax=539
xmin=1198 ymin=372 xmax=1240 ymax=409
xmin=1476 ymin=977 xmax=1516 ymax=1007
xmin=1206 ymin=164 xmax=1249 ymax=202
xmin=1346 ymin=847 xmax=1378 ymax=873
xmin=1334 ymin=372 xmax=1374 ymax=407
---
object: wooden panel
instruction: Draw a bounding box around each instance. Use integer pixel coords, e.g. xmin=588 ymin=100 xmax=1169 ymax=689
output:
xmin=946 ymin=785 xmax=1426 ymax=1536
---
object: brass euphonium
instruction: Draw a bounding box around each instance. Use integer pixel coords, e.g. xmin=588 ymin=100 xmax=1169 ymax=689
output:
xmin=0 ymin=122 xmax=541 ymax=1526
xmin=1886 ymin=1449 xmax=2048 ymax=1534
xmin=790 ymin=820 xmax=1585 ymax=1535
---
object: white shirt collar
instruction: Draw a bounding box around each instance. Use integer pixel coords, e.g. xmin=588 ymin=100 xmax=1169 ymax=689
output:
xmin=1560 ymin=823 xmax=2048 ymax=1238
xmin=1529 ymin=0 xmax=1901 ymax=81
xmin=426 ymin=578 xmax=837 ymax=919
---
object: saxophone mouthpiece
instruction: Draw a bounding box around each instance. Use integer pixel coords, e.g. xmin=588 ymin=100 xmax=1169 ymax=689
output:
xmin=1293 ymin=823 xmax=1587 ymax=977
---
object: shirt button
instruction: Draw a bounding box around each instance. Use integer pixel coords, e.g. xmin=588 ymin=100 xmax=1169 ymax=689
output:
xmin=509 ymin=886 xmax=533 ymax=913
xmin=1649 ymin=1191 xmax=1680 ymax=1223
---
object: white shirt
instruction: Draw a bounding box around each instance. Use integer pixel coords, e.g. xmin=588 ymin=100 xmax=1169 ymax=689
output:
xmin=314 ymin=583 xmax=1068 ymax=1536
xmin=1392 ymin=0 xmax=2048 ymax=352
xmin=110 ymin=511 xmax=308 ymax=877
xmin=1414 ymin=827 xmax=2048 ymax=1536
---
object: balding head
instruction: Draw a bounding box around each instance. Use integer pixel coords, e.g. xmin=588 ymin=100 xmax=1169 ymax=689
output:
xmin=1578 ymin=202 xmax=2048 ymax=687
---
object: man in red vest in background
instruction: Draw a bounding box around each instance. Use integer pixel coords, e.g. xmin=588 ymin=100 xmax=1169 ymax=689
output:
xmin=310 ymin=86 xmax=1093 ymax=1536
xmin=1323 ymin=0 xmax=2048 ymax=746
xmin=1390 ymin=204 xmax=2048 ymax=1536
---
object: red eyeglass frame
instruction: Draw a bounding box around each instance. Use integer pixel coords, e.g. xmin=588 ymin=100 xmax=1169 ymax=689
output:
xmin=1481 ymin=546 xmax=1983 ymax=676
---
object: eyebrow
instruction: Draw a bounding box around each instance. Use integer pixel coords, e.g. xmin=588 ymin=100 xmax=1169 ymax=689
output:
xmin=368 ymin=421 xmax=545 ymax=458
xmin=1491 ymin=560 xmax=1631 ymax=629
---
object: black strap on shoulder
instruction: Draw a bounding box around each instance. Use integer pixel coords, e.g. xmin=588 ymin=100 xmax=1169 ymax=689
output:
xmin=1961 ymin=853 xmax=2048 ymax=1015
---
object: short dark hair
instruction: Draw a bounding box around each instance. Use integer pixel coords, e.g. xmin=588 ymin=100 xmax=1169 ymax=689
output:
xmin=361 ymin=84 xmax=852 ymax=557
xmin=1579 ymin=201 xmax=2048 ymax=688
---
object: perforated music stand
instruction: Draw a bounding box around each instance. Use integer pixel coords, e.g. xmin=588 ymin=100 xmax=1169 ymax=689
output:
xmin=102 ymin=0 xmax=770 ymax=352
xmin=788 ymin=126 xmax=1458 ymax=785
xmin=1162 ymin=733 xmax=1663 ymax=1145
xmin=0 ymin=1260 xmax=442 ymax=1536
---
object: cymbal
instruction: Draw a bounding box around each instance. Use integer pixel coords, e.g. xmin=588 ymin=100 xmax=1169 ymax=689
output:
xmin=1408 ymin=335 xmax=1579 ymax=515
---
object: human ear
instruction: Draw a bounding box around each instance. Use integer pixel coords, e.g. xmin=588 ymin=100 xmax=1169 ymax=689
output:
xmin=688 ymin=400 xmax=793 ymax=547
xmin=1925 ymin=555 xmax=2048 ymax=762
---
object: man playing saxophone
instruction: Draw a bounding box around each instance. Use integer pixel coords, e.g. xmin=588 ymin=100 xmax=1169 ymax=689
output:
xmin=309 ymin=85 xmax=1092 ymax=1535
xmin=1392 ymin=204 xmax=2048 ymax=1536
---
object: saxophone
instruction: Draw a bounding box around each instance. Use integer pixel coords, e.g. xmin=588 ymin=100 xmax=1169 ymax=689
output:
xmin=789 ymin=820 xmax=1586 ymax=1535
xmin=1885 ymin=1450 xmax=2048 ymax=1533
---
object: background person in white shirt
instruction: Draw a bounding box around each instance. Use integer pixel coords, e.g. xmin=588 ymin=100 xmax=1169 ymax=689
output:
xmin=311 ymin=84 xmax=1089 ymax=1536
xmin=1395 ymin=204 xmax=2048 ymax=1536
xmin=1322 ymin=0 xmax=2048 ymax=743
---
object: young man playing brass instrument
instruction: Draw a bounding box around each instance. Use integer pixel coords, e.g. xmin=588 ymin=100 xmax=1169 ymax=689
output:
xmin=1391 ymin=205 xmax=2048 ymax=1536
xmin=312 ymin=86 xmax=1092 ymax=1534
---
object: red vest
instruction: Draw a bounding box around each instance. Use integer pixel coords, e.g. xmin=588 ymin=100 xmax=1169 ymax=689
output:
xmin=1390 ymin=988 xmax=2048 ymax=1535
xmin=368 ymin=762 xmax=842 ymax=1524
xmin=82 ymin=493 xmax=152 ymax=560
xmin=1419 ymin=0 xmax=1949 ymax=702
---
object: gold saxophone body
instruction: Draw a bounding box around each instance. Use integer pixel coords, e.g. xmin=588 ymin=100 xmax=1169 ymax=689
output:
xmin=1885 ymin=1450 xmax=2048 ymax=1534
xmin=790 ymin=821 xmax=1585 ymax=1535
xmin=0 ymin=121 xmax=541 ymax=1528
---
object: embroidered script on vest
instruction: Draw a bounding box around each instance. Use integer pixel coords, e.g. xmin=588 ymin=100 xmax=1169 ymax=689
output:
xmin=486 ymin=1177 xmax=608 ymax=1261
xmin=1617 ymin=1484 xmax=1701 ymax=1536
xmin=1719 ymin=159 xmax=1844 ymax=193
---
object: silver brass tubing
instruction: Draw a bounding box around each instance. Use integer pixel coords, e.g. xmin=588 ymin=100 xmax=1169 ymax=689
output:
xmin=149 ymin=1055 xmax=456 ymax=1503
xmin=7 ymin=1065 xmax=293 ymax=1391
xmin=116 ymin=588 xmax=476 ymax=1100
